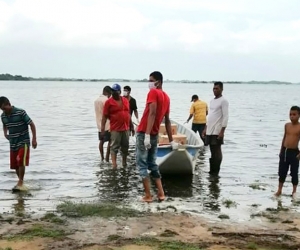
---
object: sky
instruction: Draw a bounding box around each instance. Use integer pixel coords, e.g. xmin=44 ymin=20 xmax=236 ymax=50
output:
xmin=0 ymin=0 xmax=300 ymax=82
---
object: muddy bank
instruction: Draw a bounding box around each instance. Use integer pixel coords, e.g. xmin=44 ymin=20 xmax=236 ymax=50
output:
xmin=1 ymin=201 xmax=300 ymax=250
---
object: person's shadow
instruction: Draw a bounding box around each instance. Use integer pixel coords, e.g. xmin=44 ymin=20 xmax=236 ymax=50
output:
xmin=204 ymin=175 xmax=221 ymax=212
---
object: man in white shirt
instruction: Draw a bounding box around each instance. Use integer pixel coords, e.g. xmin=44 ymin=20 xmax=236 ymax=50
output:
xmin=94 ymin=86 xmax=112 ymax=162
xmin=202 ymin=82 xmax=229 ymax=176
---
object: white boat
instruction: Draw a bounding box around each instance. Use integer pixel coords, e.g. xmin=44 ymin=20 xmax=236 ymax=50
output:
xmin=157 ymin=120 xmax=204 ymax=175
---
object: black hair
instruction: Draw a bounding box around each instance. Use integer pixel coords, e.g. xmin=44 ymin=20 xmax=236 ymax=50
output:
xmin=103 ymin=86 xmax=112 ymax=95
xmin=124 ymin=85 xmax=131 ymax=92
xmin=0 ymin=96 xmax=10 ymax=106
xmin=214 ymin=81 xmax=223 ymax=89
xmin=290 ymin=106 xmax=300 ymax=114
xmin=150 ymin=71 xmax=163 ymax=83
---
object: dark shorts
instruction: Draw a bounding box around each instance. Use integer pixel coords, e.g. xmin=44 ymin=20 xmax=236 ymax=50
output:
xmin=10 ymin=145 xmax=30 ymax=169
xmin=98 ymin=131 xmax=111 ymax=142
xmin=278 ymin=147 xmax=299 ymax=185
xmin=205 ymin=135 xmax=224 ymax=146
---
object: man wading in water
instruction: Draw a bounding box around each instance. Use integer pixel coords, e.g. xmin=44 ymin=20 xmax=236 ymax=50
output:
xmin=136 ymin=71 xmax=178 ymax=202
xmin=202 ymin=82 xmax=229 ymax=176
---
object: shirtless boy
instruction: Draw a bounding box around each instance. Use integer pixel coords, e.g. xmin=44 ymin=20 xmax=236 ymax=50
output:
xmin=275 ymin=106 xmax=300 ymax=199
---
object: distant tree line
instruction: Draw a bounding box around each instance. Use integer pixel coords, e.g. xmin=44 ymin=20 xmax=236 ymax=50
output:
xmin=0 ymin=74 xmax=31 ymax=81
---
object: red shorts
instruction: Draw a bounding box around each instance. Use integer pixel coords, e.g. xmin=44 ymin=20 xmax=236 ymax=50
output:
xmin=10 ymin=145 xmax=30 ymax=169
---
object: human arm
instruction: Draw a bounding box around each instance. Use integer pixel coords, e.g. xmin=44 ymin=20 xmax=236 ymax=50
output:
xmin=186 ymin=104 xmax=194 ymax=123
xmin=134 ymin=110 xmax=139 ymax=123
xmin=3 ymin=124 xmax=9 ymax=140
xmin=94 ymin=99 xmax=104 ymax=131
xmin=280 ymin=124 xmax=287 ymax=156
xmin=29 ymin=122 xmax=37 ymax=149
xmin=218 ymin=99 xmax=229 ymax=139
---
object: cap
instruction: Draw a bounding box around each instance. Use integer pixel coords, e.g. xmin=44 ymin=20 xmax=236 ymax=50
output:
xmin=191 ymin=94 xmax=198 ymax=102
xmin=110 ymin=83 xmax=121 ymax=91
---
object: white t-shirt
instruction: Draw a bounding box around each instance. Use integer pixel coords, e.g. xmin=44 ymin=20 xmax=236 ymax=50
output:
xmin=94 ymin=95 xmax=110 ymax=132
xmin=206 ymin=96 xmax=229 ymax=135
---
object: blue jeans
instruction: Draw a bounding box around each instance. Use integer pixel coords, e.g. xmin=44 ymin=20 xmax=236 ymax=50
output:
xmin=136 ymin=132 xmax=161 ymax=179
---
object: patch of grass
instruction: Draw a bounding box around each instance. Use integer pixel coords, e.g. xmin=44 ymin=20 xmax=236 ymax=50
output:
xmin=0 ymin=247 xmax=13 ymax=250
xmin=41 ymin=212 xmax=65 ymax=224
xmin=251 ymin=204 xmax=261 ymax=207
xmin=246 ymin=242 xmax=258 ymax=249
xmin=107 ymin=234 xmax=122 ymax=241
xmin=57 ymin=201 xmax=142 ymax=218
xmin=282 ymin=220 xmax=293 ymax=224
xmin=222 ymin=199 xmax=237 ymax=208
xmin=5 ymin=224 xmax=66 ymax=241
xmin=160 ymin=229 xmax=179 ymax=237
xmin=249 ymin=183 xmax=266 ymax=191
xmin=218 ymin=214 xmax=230 ymax=219
xmin=134 ymin=237 xmax=204 ymax=250
xmin=15 ymin=212 xmax=24 ymax=217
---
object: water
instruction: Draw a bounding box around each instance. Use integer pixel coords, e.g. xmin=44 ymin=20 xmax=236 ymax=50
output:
xmin=0 ymin=81 xmax=300 ymax=222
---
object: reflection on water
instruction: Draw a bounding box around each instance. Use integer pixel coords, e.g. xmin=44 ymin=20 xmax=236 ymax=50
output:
xmin=1 ymin=81 xmax=300 ymax=222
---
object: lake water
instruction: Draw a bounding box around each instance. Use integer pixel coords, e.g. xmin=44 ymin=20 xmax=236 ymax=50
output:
xmin=0 ymin=81 xmax=300 ymax=223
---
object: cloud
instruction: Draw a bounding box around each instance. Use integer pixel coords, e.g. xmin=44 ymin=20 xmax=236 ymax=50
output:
xmin=1 ymin=0 xmax=300 ymax=81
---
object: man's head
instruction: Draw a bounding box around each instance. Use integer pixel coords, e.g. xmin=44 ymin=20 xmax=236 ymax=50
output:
xmin=191 ymin=94 xmax=199 ymax=102
xmin=103 ymin=86 xmax=112 ymax=98
xmin=0 ymin=96 xmax=12 ymax=114
xmin=110 ymin=83 xmax=121 ymax=100
xmin=290 ymin=106 xmax=300 ymax=123
xmin=149 ymin=71 xmax=163 ymax=89
xmin=213 ymin=81 xmax=223 ymax=97
xmin=123 ymin=85 xmax=131 ymax=97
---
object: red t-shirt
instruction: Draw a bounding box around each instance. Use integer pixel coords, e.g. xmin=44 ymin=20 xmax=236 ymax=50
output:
xmin=103 ymin=97 xmax=130 ymax=131
xmin=137 ymin=89 xmax=170 ymax=135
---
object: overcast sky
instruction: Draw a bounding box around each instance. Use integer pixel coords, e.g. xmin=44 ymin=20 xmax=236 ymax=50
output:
xmin=0 ymin=0 xmax=300 ymax=82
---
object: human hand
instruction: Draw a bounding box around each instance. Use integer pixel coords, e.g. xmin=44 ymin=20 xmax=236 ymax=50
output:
xmin=4 ymin=134 xmax=9 ymax=140
xmin=144 ymin=134 xmax=151 ymax=149
xmin=202 ymin=130 xmax=206 ymax=138
xmin=170 ymin=140 xmax=179 ymax=150
xmin=131 ymin=129 xmax=135 ymax=137
xmin=217 ymin=131 xmax=224 ymax=140
xmin=32 ymin=138 xmax=37 ymax=149
xmin=137 ymin=118 xmax=140 ymax=124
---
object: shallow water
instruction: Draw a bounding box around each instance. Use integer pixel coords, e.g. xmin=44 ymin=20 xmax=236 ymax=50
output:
xmin=0 ymin=81 xmax=300 ymax=222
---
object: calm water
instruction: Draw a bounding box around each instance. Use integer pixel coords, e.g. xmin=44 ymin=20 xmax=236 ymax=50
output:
xmin=0 ymin=81 xmax=300 ymax=222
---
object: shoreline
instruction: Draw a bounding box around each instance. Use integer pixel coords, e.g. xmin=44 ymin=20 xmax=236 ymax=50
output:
xmin=1 ymin=201 xmax=300 ymax=250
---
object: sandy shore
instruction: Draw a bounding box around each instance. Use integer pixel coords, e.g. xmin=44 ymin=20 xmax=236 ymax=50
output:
xmin=1 ymin=201 xmax=300 ymax=250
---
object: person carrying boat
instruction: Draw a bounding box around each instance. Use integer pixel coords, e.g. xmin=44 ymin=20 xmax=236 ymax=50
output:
xmin=185 ymin=94 xmax=208 ymax=143
xmin=101 ymin=83 xmax=133 ymax=168
xmin=136 ymin=71 xmax=179 ymax=203
xmin=202 ymin=82 xmax=229 ymax=176
xmin=94 ymin=86 xmax=112 ymax=162
xmin=0 ymin=96 xmax=37 ymax=191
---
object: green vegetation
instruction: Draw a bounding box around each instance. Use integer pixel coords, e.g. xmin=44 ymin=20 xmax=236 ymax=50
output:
xmin=246 ymin=242 xmax=258 ymax=249
xmin=249 ymin=183 xmax=266 ymax=190
xmin=222 ymin=199 xmax=238 ymax=208
xmin=218 ymin=214 xmax=230 ymax=219
xmin=56 ymin=201 xmax=142 ymax=218
xmin=0 ymin=74 xmax=31 ymax=81
xmin=41 ymin=212 xmax=65 ymax=224
xmin=0 ymin=247 xmax=13 ymax=250
xmin=4 ymin=224 xmax=65 ymax=241
xmin=134 ymin=237 xmax=204 ymax=250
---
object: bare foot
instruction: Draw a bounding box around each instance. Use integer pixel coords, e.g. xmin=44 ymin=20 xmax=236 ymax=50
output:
xmin=157 ymin=193 xmax=165 ymax=201
xmin=292 ymin=192 xmax=297 ymax=200
xmin=112 ymin=164 xmax=117 ymax=168
xmin=274 ymin=191 xmax=282 ymax=197
xmin=141 ymin=196 xmax=153 ymax=203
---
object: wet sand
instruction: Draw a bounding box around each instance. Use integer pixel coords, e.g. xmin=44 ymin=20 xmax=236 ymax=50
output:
xmin=1 ymin=202 xmax=300 ymax=250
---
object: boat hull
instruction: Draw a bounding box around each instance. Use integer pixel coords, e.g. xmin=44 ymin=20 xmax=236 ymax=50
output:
xmin=157 ymin=120 xmax=204 ymax=175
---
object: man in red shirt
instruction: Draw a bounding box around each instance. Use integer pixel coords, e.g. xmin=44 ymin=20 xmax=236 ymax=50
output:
xmin=136 ymin=71 xmax=179 ymax=202
xmin=101 ymin=83 xmax=133 ymax=168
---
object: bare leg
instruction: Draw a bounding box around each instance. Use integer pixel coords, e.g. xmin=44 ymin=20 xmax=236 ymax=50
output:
xmin=275 ymin=182 xmax=283 ymax=196
xmin=99 ymin=141 xmax=105 ymax=161
xmin=142 ymin=177 xmax=153 ymax=202
xmin=111 ymin=154 xmax=117 ymax=168
xmin=105 ymin=142 xmax=110 ymax=162
xmin=292 ymin=185 xmax=297 ymax=197
xmin=17 ymin=166 xmax=25 ymax=186
xmin=155 ymin=178 xmax=165 ymax=201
